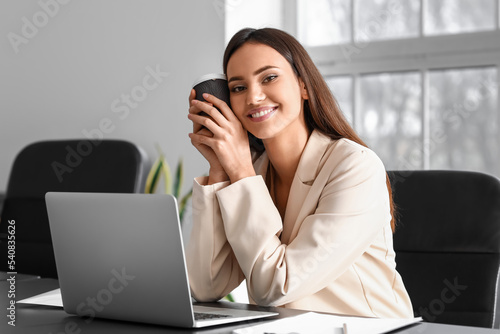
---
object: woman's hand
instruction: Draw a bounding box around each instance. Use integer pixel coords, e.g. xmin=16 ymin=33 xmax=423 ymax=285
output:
xmin=188 ymin=89 xmax=256 ymax=184
xmin=188 ymin=89 xmax=228 ymax=184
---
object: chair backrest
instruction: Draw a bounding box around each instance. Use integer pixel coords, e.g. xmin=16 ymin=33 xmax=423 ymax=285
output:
xmin=0 ymin=139 xmax=149 ymax=278
xmin=388 ymin=170 xmax=500 ymax=328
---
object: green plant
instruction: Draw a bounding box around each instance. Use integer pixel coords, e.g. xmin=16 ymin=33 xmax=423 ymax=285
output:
xmin=144 ymin=144 xmax=192 ymax=222
xmin=223 ymin=293 xmax=235 ymax=302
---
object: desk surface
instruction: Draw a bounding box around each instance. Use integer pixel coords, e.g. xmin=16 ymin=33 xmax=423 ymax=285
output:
xmin=1 ymin=277 xmax=498 ymax=334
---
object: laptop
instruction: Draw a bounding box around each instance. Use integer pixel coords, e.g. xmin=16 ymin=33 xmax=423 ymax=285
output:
xmin=45 ymin=192 xmax=278 ymax=328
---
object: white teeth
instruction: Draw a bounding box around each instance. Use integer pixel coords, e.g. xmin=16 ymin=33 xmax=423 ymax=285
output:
xmin=251 ymin=108 xmax=274 ymax=118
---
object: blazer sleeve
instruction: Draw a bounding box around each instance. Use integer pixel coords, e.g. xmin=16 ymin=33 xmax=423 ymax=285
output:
xmin=185 ymin=176 xmax=245 ymax=302
xmin=215 ymin=148 xmax=391 ymax=306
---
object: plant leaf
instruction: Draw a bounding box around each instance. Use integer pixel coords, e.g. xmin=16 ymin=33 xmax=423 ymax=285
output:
xmin=178 ymin=188 xmax=193 ymax=222
xmin=151 ymin=160 xmax=164 ymax=194
xmin=154 ymin=144 xmax=172 ymax=195
xmin=224 ymin=293 xmax=235 ymax=302
xmin=161 ymin=155 xmax=172 ymax=195
xmin=144 ymin=158 xmax=162 ymax=194
xmin=173 ymin=158 xmax=184 ymax=199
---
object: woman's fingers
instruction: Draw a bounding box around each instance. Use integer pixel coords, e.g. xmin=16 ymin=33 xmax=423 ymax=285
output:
xmin=189 ymin=89 xmax=217 ymax=133
xmin=189 ymin=130 xmax=212 ymax=145
xmin=188 ymin=111 xmax=225 ymax=138
xmin=189 ymin=89 xmax=205 ymax=133
xmin=188 ymin=88 xmax=196 ymax=105
xmin=188 ymin=129 xmax=220 ymax=162
xmin=201 ymin=93 xmax=238 ymax=122
xmin=189 ymin=100 xmax=231 ymax=133
xmin=189 ymin=89 xmax=234 ymax=127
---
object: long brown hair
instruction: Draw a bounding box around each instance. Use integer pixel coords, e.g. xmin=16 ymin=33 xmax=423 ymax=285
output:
xmin=223 ymin=28 xmax=396 ymax=232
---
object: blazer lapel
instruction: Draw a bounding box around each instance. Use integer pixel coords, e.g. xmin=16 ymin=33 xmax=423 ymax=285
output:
xmin=280 ymin=130 xmax=333 ymax=244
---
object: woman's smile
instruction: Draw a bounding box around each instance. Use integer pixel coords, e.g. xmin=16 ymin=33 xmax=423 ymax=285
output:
xmin=247 ymin=106 xmax=278 ymax=122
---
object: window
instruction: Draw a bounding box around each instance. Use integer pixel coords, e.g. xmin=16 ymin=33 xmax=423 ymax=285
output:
xmin=297 ymin=0 xmax=351 ymax=46
xmin=429 ymin=67 xmax=499 ymax=174
xmin=358 ymin=72 xmax=422 ymax=169
xmin=294 ymin=0 xmax=500 ymax=177
xmin=297 ymin=0 xmax=498 ymax=45
xmin=355 ymin=0 xmax=420 ymax=41
xmin=325 ymin=76 xmax=353 ymax=122
xmin=425 ymin=0 xmax=497 ymax=35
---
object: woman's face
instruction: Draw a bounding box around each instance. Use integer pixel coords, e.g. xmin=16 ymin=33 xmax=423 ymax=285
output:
xmin=226 ymin=42 xmax=309 ymax=142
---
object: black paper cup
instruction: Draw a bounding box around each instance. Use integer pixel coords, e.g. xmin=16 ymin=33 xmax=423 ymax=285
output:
xmin=192 ymin=73 xmax=230 ymax=108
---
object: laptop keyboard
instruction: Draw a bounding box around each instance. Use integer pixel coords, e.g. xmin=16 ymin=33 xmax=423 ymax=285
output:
xmin=194 ymin=312 xmax=232 ymax=321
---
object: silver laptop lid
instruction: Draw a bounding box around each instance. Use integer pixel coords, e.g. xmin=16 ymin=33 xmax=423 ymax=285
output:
xmin=46 ymin=192 xmax=195 ymax=327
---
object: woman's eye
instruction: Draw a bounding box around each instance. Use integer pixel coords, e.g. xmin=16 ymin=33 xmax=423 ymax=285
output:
xmin=263 ymin=75 xmax=278 ymax=83
xmin=231 ymin=86 xmax=246 ymax=93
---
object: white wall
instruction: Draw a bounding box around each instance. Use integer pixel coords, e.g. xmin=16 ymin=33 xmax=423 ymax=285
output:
xmin=0 ymin=0 xmax=226 ymax=195
xmin=225 ymin=0 xmax=283 ymax=43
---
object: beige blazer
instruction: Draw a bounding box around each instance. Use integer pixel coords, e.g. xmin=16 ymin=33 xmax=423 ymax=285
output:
xmin=186 ymin=130 xmax=413 ymax=318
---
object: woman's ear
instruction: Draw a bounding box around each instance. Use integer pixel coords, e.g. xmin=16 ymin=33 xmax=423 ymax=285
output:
xmin=298 ymin=77 xmax=309 ymax=100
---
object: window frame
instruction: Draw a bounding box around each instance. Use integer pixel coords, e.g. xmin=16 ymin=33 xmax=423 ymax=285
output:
xmin=285 ymin=0 xmax=500 ymax=172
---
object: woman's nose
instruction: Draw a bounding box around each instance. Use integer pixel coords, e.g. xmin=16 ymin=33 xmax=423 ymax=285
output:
xmin=246 ymin=85 xmax=265 ymax=105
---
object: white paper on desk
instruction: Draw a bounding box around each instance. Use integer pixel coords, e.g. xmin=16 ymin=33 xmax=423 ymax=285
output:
xmin=232 ymin=312 xmax=421 ymax=334
xmin=17 ymin=288 xmax=63 ymax=307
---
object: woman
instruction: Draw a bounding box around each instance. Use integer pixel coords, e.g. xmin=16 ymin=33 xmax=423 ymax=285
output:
xmin=186 ymin=27 xmax=413 ymax=318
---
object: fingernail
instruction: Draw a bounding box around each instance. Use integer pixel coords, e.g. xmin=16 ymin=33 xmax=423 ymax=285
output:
xmin=191 ymin=100 xmax=198 ymax=105
xmin=203 ymin=93 xmax=210 ymax=99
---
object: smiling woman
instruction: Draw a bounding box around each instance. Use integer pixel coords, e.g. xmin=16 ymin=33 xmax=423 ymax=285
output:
xmin=185 ymin=27 xmax=413 ymax=319
xmin=226 ymin=43 xmax=309 ymax=150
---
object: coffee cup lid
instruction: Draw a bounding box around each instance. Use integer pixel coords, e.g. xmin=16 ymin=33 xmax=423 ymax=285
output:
xmin=192 ymin=73 xmax=227 ymax=87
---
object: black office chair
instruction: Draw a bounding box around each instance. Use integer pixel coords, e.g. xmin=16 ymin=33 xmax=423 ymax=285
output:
xmin=0 ymin=139 xmax=149 ymax=278
xmin=388 ymin=170 xmax=500 ymax=329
